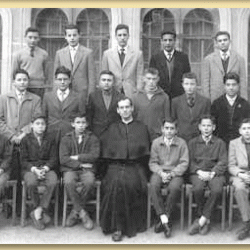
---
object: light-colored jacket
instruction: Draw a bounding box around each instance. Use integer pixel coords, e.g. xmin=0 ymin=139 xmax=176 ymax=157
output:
xmin=201 ymin=50 xmax=246 ymax=102
xmin=228 ymin=136 xmax=250 ymax=176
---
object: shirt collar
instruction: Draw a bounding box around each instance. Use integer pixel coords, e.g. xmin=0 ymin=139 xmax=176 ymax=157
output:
xmin=121 ymin=117 xmax=133 ymax=124
xmin=15 ymin=88 xmax=26 ymax=97
xmin=164 ymin=49 xmax=175 ymax=58
xmin=69 ymin=44 xmax=79 ymax=51
xmin=160 ymin=135 xmax=178 ymax=146
xmin=57 ymin=88 xmax=70 ymax=96
xmin=220 ymin=50 xmax=230 ymax=58
xmin=118 ymin=45 xmax=128 ymax=54
xmin=226 ymin=94 xmax=237 ymax=103
xmin=200 ymin=134 xmax=214 ymax=144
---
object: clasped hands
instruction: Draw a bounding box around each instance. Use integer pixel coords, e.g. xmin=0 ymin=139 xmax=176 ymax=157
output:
xmin=32 ymin=166 xmax=49 ymax=180
xmin=197 ymin=170 xmax=215 ymax=181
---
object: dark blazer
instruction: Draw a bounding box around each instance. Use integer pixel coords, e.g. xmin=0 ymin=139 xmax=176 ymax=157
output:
xmin=42 ymin=90 xmax=84 ymax=142
xmin=20 ymin=132 xmax=57 ymax=174
xmin=149 ymin=50 xmax=191 ymax=99
xmin=211 ymin=94 xmax=250 ymax=144
xmin=87 ymin=88 xmax=124 ymax=137
xmin=0 ymin=135 xmax=12 ymax=174
xmin=171 ymin=93 xmax=211 ymax=141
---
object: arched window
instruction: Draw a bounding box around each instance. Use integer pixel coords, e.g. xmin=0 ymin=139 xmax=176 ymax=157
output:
xmin=35 ymin=8 xmax=68 ymax=84
xmin=183 ymin=9 xmax=215 ymax=84
xmin=76 ymin=8 xmax=110 ymax=73
xmin=142 ymin=8 xmax=175 ymax=68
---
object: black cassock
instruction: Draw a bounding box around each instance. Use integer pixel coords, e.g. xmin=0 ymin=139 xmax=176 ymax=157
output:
xmin=100 ymin=119 xmax=150 ymax=237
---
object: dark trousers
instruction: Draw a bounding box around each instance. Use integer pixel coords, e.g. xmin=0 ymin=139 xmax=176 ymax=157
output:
xmin=23 ymin=171 xmax=57 ymax=210
xmin=63 ymin=170 xmax=95 ymax=212
xmin=150 ymin=173 xmax=183 ymax=217
xmin=190 ymin=175 xmax=225 ymax=219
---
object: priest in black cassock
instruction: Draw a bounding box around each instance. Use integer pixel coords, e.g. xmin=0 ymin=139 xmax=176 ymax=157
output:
xmin=100 ymin=97 xmax=150 ymax=241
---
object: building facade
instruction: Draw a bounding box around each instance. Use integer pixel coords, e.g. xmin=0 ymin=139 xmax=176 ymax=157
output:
xmin=0 ymin=8 xmax=249 ymax=99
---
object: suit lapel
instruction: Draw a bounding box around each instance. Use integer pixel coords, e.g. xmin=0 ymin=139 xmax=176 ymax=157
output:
xmin=239 ymin=138 xmax=248 ymax=161
xmin=159 ymin=51 xmax=169 ymax=78
xmin=72 ymin=45 xmax=84 ymax=75
xmin=63 ymin=47 xmax=73 ymax=71
xmin=122 ymin=47 xmax=133 ymax=69
xmin=111 ymin=48 xmax=122 ymax=69
xmin=213 ymin=51 xmax=224 ymax=74
xmin=227 ymin=51 xmax=237 ymax=73
xmin=62 ymin=91 xmax=74 ymax=111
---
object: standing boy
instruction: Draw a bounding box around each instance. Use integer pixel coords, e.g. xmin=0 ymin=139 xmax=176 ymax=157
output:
xmin=12 ymin=27 xmax=49 ymax=99
xmin=60 ymin=113 xmax=100 ymax=229
xmin=54 ymin=24 xmax=96 ymax=99
xmin=188 ymin=115 xmax=227 ymax=235
xmin=228 ymin=118 xmax=250 ymax=240
xmin=20 ymin=115 xmax=58 ymax=230
xmin=149 ymin=118 xmax=189 ymax=238
xmin=171 ymin=72 xmax=211 ymax=141
xmin=102 ymin=24 xmax=144 ymax=98
xmin=211 ymin=72 xmax=250 ymax=145
xmin=132 ymin=68 xmax=170 ymax=142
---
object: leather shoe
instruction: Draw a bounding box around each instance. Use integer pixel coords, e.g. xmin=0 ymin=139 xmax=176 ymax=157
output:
xmin=189 ymin=218 xmax=200 ymax=235
xmin=30 ymin=210 xmax=45 ymax=230
xmin=79 ymin=209 xmax=94 ymax=230
xmin=112 ymin=231 xmax=122 ymax=242
xmin=42 ymin=212 xmax=51 ymax=225
xmin=66 ymin=209 xmax=79 ymax=227
xmin=154 ymin=221 xmax=164 ymax=233
xmin=163 ymin=223 xmax=171 ymax=238
xmin=199 ymin=222 xmax=210 ymax=235
xmin=237 ymin=222 xmax=250 ymax=240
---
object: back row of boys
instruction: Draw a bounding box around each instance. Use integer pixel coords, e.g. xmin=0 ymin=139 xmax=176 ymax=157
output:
xmin=0 ymin=23 xmax=249 ymax=239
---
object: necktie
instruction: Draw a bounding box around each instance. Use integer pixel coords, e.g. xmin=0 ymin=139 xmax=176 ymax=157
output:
xmin=30 ymin=47 xmax=35 ymax=57
xmin=119 ymin=48 xmax=125 ymax=66
xmin=222 ymin=53 xmax=227 ymax=61
xmin=78 ymin=135 xmax=82 ymax=144
xmin=18 ymin=93 xmax=24 ymax=103
xmin=60 ymin=91 xmax=66 ymax=102
xmin=167 ymin=52 xmax=172 ymax=61
xmin=187 ymin=96 xmax=195 ymax=107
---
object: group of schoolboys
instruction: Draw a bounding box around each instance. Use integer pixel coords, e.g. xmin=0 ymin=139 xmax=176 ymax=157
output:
xmin=0 ymin=22 xmax=249 ymax=243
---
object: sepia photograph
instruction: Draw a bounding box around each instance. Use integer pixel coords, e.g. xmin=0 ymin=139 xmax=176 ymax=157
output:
xmin=0 ymin=6 xmax=249 ymax=244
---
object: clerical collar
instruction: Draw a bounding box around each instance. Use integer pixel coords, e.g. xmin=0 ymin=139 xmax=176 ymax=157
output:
xmin=164 ymin=49 xmax=175 ymax=58
xmin=122 ymin=117 xmax=133 ymax=124
xmin=118 ymin=45 xmax=127 ymax=54
xmin=69 ymin=44 xmax=79 ymax=51
xmin=220 ymin=50 xmax=230 ymax=58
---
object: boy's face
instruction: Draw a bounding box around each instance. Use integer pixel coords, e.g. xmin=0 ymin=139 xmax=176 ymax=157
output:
xmin=161 ymin=34 xmax=176 ymax=52
xmin=144 ymin=73 xmax=159 ymax=92
xmin=25 ymin=31 xmax=40 ymax=49
xmin=239 ymin=123 xmax=250 ymax=141
xmin=216 ymin=34 xmax=230 ymax=52
xmin=71 ymin=117 xmax=88 ymax=134
xmin=32 ymin=118 xmax=46 ymax=135
xmin=117 ymin=99 xmax=133 ymax=120
xmin=161 ymin=122 xmax=177 ymax=139
xmin=13 ymin=73 xmax=29 ymax=92
xmin=55 ymin=73 xmax=71 ymax=91
xmin=65 ymin=29 xmax=80 ymax=47
xmin=182 ymin=78 xmax=197 ymax=96
xmin=224 ymin=79 xmax=239 ymax=98
xmin=116 ymin=28 xmax=129 ymax=48
xmin=99 ymin=74 xmax=114 ymax=91
xmin=198 ymin=118 xmax=215 ymax=137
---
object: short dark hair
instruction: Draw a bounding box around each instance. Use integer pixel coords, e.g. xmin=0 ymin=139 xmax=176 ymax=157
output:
xmin=239 ymin=118 xmax=250 ymax=128
xmin=144 ymin=68 xmax=159 ymax=77
xmin=223 ymin=72 xmax=240 ymax=84
xmin=25 ymin=27 xmax=40 ymax=36
xmin=117 ymin=97 xmax=133 ymax=108
xmin=199 ymin=114 xmax=216 ymax=125
xmin=65 ymin=24 xmax=80 ymax=35
xmin=99 ymin=70 xmax=115 ymax=79
xmin=214 ymin=31 xmax=230 ymax=40
xmin=162 ymin=117 xmax=178 ymax=128
xmin=70 ymin=112 xmax=87 ymax=123
xmin=115 ymin=24 xmax=129 ymax=34
xmin=182 ymin=72 xmax=197 ymax=83
xmin=31 ymin=114 xmax=46 ymax=123
xmin=161 ymin=30 xmax=176 ymax=39
xmin=55 ymin=66 xmax=71 ymax=78
xmin=13 ymin=69 xmax=30 ymax=79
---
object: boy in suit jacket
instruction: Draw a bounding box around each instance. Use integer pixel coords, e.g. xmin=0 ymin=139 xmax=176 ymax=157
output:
xmin=211 ymin=72 xmax=250 ymax=145
xmin=228 ymin=118 xmax=250 ymax=240
xmin=12 ymin=27 xmax=49 ymax=99
xmin=202 ymin=31 xmax=246 ymax=102
xmin=54 ymin=24 xmax=96 ymax=100
xmin=60 ymin=113 xmax=100 ymax=229
xmin=102 ymin=24 xmax=144 ymax=98
xmin=20 ymin=115 xmax=58 ymax=230
xmin=171 ymin=72 xmax=211 ymax=142
xmin=149 ymin=30 xmax=191 ymax=100
xmin=188 ymin=115 xmax=227 ymax=236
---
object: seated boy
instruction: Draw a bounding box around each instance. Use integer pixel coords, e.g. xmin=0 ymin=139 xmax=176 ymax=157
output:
xmin=171 ymin=72 xmax=211 ymax=142
xmin=228 ymin=118 xmax=250 ymax=240
xmin=0 ymin=135 xmax=12 ymax=198
xmin=20 ymin=115 xmax=58 ymax=230
xmin=188 ymin=115 xmax=227 ymax=235
xmin=149 ymin=117 xmax=189 ymax=238
xmin=60 ymin=113 xmax=100 ymax=229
